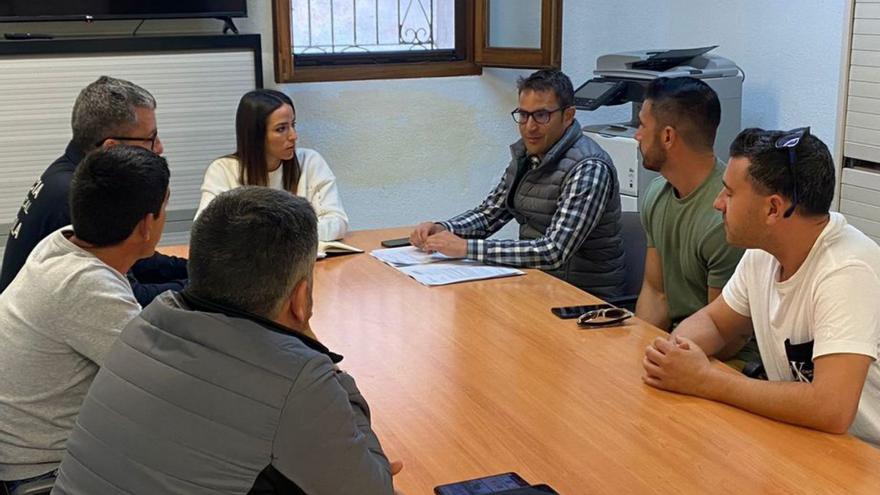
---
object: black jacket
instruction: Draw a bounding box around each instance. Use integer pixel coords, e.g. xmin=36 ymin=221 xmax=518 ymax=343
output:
xmin=0 ymin=141 xmax=187 ymax=304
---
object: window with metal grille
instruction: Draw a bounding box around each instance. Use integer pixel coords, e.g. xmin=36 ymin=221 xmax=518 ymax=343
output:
xmin=292 ymin=0 xmax=456 ymax=57
xmin=271 ymin=0 xmax=563 ymax=83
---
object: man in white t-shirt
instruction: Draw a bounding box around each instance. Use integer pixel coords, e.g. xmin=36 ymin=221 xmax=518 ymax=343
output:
xmin=0 ymin=145 xmax=171 ymax=488
xmin=642 ymin=127 xmax=880 ymax=445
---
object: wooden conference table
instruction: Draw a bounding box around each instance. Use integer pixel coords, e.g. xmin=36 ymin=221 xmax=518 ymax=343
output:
xmin=162 ymin=227 xmax=880 ymax=494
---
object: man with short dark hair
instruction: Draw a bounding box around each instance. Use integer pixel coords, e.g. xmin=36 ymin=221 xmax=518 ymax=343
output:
xmin=643 ymin=128 xmax=880 ymax=446
xmin=54 ymin=187 xmax=399 ymax=494
xmin=0 ymin=146 xmax=170 ymax=488
xmin=634 ymin=77 xmax=748 ymax=362
xmin=0 ymin=75 xmax=186 ymax=304
xmin=410 ymin=69 xmax=625 ymax=297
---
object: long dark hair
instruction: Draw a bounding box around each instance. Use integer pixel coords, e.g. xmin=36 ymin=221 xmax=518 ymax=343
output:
xmin=231 ymin=89 xmax=300 ymax=192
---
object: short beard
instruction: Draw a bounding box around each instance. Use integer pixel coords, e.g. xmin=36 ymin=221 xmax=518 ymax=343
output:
xmin=640 ymin=144 xmax=666 ymax=172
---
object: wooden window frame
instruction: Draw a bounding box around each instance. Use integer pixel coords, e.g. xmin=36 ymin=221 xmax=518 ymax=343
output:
xmin=272 ymin=0 xmax=562 ymax=84
xmin=475 ymin=0 xmax=562 ymax=69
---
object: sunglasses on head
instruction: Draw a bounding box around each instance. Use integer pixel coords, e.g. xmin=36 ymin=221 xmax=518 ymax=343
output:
xmin=774 ymin=126 xmax=810 ymax=218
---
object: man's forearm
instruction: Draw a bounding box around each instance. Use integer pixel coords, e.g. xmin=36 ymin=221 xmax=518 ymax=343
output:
xmin=473 ymin=237 xmax=565 ymax=269
xmin=672 ymin=309 xmax=728 ymax=357
xmin=442 ymin=180 xmax=512 ymax=239
xmin=438 ymin=218 xmax=465 ymax=235
xmin=714 ymin=335 xmax=751 ymax=361
xmin=635 ymin=288 xmax=671 ymax=330
xmin=699 ymin=368 xmax=853 ymax=434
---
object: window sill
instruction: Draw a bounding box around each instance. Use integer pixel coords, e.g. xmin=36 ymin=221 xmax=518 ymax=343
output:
xmin=278 ymin=60 xmax=483 ymax=84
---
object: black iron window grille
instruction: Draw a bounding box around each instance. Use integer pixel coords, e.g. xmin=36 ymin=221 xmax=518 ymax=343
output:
xmin=291 ymin=0 xmax=460 ymax=65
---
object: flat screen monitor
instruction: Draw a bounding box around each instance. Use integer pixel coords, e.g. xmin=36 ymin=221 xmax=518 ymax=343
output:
xmin=0 ymin=1 xmax=247 ymax=22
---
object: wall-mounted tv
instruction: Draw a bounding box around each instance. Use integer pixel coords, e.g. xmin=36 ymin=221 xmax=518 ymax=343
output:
xmin=0 ymin=1 xmax=247 ymax=22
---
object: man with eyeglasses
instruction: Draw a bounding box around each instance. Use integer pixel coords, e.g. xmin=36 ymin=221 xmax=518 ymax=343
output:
xmin=0 ymin=76 xmax=187 ymax=305
xmin=410 ymin=69 xmax=625 ymax=298
xmin=643 ymin=128 xmax=880 ymax=446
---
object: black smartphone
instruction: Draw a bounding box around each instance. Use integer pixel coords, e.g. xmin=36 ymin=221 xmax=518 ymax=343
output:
xmin=381 ymin=237 xmax=411 ymax=248
xmin=496 ymin=485 xmax=559 ymax=495
xmin=434 ymin=472 xmax=530 ymax=495
xmin=550 ymin=303 xmax=612 ymax=319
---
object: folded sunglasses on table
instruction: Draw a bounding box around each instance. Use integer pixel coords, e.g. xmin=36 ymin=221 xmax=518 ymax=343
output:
xmin=576 ymin=307 xmax=634 ymax=328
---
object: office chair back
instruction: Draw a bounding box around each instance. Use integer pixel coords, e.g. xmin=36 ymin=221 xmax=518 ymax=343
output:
xmin=621 ymin=211 xmax=647 ymax=296
xmin=606 ymin=210 xmax=647 ymax=310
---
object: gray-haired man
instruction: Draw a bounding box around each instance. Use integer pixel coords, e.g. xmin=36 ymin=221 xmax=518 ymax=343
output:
xmin=53 ymin=187 xmax=400 ymax=494
xmin=0 ymin=75 xmax=186 ymax=304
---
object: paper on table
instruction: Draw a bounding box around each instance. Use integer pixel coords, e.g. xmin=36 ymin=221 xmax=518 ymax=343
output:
xmin=371 ymin=246 xmax=523 ymax=285
xmin=398 ymin=261 xmax=523 ymax=286
xmin=370 ymin=246 xmax=458 ymax=266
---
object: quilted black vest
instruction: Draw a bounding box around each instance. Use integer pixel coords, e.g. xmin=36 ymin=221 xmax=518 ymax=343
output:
xmin=502 ymin=120 xmax=626 ymax=298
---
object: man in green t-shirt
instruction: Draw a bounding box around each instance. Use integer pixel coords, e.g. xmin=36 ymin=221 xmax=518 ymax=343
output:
xmin=634 ymin=77 xmax=752 ymax=363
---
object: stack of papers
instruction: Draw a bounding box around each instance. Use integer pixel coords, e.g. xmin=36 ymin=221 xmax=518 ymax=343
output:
xmin=370 ymin=246 xmax=524 ymax=286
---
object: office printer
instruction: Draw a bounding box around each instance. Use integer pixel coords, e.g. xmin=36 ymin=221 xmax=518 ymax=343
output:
xmin=575 ymin=46 xmax=743 ymax=211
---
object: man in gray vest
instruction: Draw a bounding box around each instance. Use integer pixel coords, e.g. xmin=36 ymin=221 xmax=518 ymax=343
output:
xmin=53 ymin=188 xmax=399 ymax=494
xmin=410 ymin=69 xmax=625 ymax=298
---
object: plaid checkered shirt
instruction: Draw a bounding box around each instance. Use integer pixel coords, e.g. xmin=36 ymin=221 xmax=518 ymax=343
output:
xmin=438 ymin=157 xmax=613 ymax=269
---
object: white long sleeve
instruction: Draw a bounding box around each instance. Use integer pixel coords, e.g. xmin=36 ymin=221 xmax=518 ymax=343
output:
xmin=195 ymin=150 xmax=349 ymax=241
xmin=298 ymin=149 xmax=349 ymax=241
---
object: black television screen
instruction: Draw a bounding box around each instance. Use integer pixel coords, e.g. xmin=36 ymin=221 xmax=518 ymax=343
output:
xmin=0 ymin=1 xmax=247 ymax=22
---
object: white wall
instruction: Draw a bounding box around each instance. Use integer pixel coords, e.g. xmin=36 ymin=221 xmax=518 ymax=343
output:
xmin=0 ymin=2 xmax=532 ymax=231
xmin=239 ymin=2 xmax=532 ymax=232
xmin=259 ymin=0 xmax=847 ymax=230
xmin=564 ymin=1 xmax=847 ymax=150
xmin=0 ymin=0 xmax=848 ymax=231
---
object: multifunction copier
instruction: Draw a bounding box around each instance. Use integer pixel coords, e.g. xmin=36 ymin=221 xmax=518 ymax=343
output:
xmin=575 ymin=46 xmax=743 ymax=211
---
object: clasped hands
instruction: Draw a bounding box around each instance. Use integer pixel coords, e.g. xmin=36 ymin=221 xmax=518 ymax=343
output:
xmin=409 ymin=222 xmax=467 ymax=258
xmin=642 ymin=334 xmax=717 ymax=398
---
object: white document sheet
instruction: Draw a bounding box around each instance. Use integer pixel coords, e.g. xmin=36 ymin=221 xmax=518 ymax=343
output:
xmin=398 ymin=262 xmax=524 ymax=286
xmin=370 ymin=246 xmax=458 ymax=266
xmin=370 ymin=247 xmax=523 ymax=286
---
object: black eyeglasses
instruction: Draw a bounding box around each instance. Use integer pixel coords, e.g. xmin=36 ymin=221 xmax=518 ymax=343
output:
xmin=511 ymin=107 xmax=563 ymax=125
xmin=95 ymin=132 xmax=159 ymax=152
xmin=774 ymin=126 xmax=810 ymax=218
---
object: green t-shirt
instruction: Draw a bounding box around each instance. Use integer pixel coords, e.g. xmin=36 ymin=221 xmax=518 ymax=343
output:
xmin=640 ymin=163 xmax=744 ymax=325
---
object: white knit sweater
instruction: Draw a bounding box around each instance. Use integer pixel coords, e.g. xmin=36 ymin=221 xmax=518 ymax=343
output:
xmin=196 ymin=148 xmax=349 ymax=241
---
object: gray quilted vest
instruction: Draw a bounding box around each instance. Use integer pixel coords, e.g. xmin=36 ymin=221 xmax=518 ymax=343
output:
xmin=502 ymin=120 xmax=626 ymax=298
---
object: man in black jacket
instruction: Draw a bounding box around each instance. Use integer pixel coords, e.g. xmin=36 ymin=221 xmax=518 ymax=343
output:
xmin=0 ymin=76 xmax=186 ymax=304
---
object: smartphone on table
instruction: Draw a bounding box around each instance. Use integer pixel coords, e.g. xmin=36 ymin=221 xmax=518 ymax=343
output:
xmin=434 ymin=472 xmax=529 ymax=495
xmin=550 ymin=303 xmax=612 ymax=319
xmin=381 ymin=237 xmax=411 ymax=248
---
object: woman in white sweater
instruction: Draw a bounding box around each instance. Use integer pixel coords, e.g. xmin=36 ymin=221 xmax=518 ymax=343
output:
xmin=196 ymin=89 xmax=349 ymax=241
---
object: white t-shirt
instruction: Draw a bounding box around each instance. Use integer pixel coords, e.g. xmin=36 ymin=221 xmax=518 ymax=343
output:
xmin=0 ymin=228 xmax=141 ymax=479
xmin=722 ymin=212 xmax=880 ymax=446
xmin=196 ymin=148 xmax=350 ymax=241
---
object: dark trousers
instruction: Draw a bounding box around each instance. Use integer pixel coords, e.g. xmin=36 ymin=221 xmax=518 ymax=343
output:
xmin=1 ymin=470 xmax=56 ymax=494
